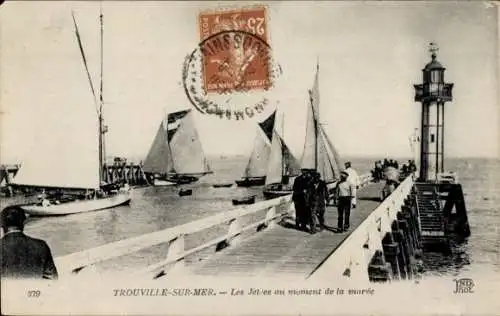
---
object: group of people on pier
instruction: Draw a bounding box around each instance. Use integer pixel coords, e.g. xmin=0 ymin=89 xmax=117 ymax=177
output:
xmin=292 ymin=162 xmax=359 ymax=234
xmin=371 ymin=158 xmax=416 ymax=182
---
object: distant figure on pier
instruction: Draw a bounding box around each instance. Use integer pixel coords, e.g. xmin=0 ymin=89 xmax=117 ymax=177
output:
xmin=0 ymin=206 xmax=58 ymax=280
xmin=335 ymin=171 xmax=355 ymax=233
xmin=292 ymin=169 xmax=311 ymax=231
xmin=372 ymin=160 xmax=383 ymax=182
xmin=309 ymin=172 xmax=328 ymax=232
xmin=344 ymin=162 xmax=359 ymax=209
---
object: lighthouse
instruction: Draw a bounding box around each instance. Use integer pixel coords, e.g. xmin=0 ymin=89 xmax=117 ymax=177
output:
xmin=413 ymin=43 xmax=454 ymax=182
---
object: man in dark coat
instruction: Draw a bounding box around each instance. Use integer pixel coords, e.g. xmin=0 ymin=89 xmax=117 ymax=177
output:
xmin=292 ymin=169 xmax=311 ymax=231
xmin=1 ymin=206 xmax=58 ymax=280
xmin=309 ymin=172 xmax=328 ymax=232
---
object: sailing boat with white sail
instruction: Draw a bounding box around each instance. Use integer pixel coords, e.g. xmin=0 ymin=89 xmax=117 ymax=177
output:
xmin=262 ymin=113 xmax=301 ymax=199
xmin=13 ymin=11 xmax=131 ymax=216
xmin=143 ymin=109 xmax=212 ymax=185
xmin=263 ymin=61 xmax=341 ymax=199
xmin=235 ymin=111 xmax=276 ymax=187
xmin=300 ymin=62 xmax=342 ymax=185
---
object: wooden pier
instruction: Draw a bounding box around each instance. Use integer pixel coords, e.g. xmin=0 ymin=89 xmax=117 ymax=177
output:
xmin=52 ymin=173 xmax=426 ymax=282
xmin=0 ymin=162 xmax=150 ymax=195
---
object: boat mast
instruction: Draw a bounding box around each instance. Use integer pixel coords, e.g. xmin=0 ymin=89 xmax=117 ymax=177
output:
xmin=314 ymin=60 xmax=319 ymax=171
xmin=281 ymin=112 xmax=285 ymax=180
xmin=98 ymin=4 xmax=106 ymax=185
xmin=72 ymin=11 xmax=102 ymax=188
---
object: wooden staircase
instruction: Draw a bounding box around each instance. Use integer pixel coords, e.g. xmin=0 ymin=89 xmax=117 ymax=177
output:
xmin=414 ymin=183 xmax=448 ymax=246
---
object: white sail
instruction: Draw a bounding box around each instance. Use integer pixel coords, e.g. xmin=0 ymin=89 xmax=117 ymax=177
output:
xmin=13 ymin=105 xmax=100 ymax=189
xmin=168 ymin=110 xmax=211 ymax=175
xmin=143 ymin=120 xmax=174 ymax=174
xmin=317 ymin=126 xmax=340 ymax=183
xmin=300 ymin=96 xmax=317 ymax=170
xmin=321 ymin=124 xmax=342 ymax=178
xmin=244 ymin=128 xmax=271 ymax=178
xmin=299 ymin=62 xmax=341 ymax=182
xmin=265 ymin=129 xmax=283 ymax=185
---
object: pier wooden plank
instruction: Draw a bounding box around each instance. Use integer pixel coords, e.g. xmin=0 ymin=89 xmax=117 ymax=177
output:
xmin=188 ymin=183 xmax=385 ymax=278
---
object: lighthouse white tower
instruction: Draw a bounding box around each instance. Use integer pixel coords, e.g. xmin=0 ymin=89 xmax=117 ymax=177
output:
xmin=413 ymin=43 xmax=454 ymax=182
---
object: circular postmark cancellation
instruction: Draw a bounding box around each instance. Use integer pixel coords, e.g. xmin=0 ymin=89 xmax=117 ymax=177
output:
xmin=182 ymin=29 xmax=282 ymax=121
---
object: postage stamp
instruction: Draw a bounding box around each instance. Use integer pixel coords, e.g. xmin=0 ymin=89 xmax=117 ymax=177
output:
xmin=183 ymin=6 xmax=282 ymax=120
xmin=198 ymin=6 xmax=270 ymax=94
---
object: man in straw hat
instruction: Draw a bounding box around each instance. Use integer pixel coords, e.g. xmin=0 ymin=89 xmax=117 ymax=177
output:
xmin=344 ymin=161 xmax=359 ymax=209
xmin=334 ymin=170 xmax=356 ymax=232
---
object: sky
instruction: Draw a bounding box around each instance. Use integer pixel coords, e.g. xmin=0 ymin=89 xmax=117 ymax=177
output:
xmin=0 ymin=1 xmax=498 ymax=165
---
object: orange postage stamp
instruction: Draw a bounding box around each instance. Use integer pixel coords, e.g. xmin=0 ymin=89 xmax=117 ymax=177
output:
xmin=198 ymin=6 xmax=271 ymax=93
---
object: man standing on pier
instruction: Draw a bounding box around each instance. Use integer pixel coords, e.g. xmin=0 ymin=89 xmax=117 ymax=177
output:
xmin=292 ymin=169 xmax=310 ymax=231
xmin=344 ymin=162 xmax=359 ymax=209
xmin=0 ymin=206 xmax=58 ymax=280
xmin=310 ymin=172 xmax=328 ymax=232
xmin=335 ymin=171 xmax=356 ymax=232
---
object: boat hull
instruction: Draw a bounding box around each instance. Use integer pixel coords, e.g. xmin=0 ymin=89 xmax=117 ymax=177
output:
xmin=213 ymin=183 xmax=233 ymax=188
xmin=166 ymin=175 xmax=201 ymax=185
xmin=235 ymin=177 xmax=266 ymax=187
xmin=178 ymin=189 xmax=193 ymax=197
xmin=153 ymin=179 xmax=176 ymax=186
xmin=263 ymin=182 xmax=292 ymax=199
xmin=232 ymin=196 xmax=256 ymax=205
xmin=21 ymin=191 xmax=131 ymax=216
xmin=263 ymin=189 xmax=292 ymax=199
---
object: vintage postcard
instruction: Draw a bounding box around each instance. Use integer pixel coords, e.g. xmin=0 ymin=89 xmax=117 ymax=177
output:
xmin=0 ymin=1 xmax=499 ymax=315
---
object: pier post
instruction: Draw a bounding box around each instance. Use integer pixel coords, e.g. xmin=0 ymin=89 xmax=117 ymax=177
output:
xmin=264 ymin=206 xmax=277 ymax=229
xmin=216 ymin=218 xmax=242 ymax=252
xmin=368 ymin=250 xmax=392 ymax=282
xmin=391 ymin=220 xmax=409 ymax=279
xmin=163 ymin=235 xmax=186 ymax=277
xmin=381 ymin=232 xmax=400 ymax=280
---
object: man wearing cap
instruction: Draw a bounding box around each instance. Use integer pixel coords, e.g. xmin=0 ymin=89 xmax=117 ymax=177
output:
xmin=292 ymin=169 xmax=311 ymax=231
xmin=335 ymin=170 xmax=356 ymax=232
xmin=1 ymin=206 xmax=58 ymax=279
xmin=309 ymin=171 xmax=328 ymax=231
xmin=344 ymin=161 xmax=359 ymax=209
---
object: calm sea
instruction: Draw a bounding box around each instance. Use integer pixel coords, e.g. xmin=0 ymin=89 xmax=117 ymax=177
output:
xmin=1 ymin=157 xmax=498 ymax=278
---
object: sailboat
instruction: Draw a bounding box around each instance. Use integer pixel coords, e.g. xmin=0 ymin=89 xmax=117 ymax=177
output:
xmin=235 ymin=111 xmax=276 ymax=187
xmin=143 ymin=109 xmax=213 ymax=185
xmin=13 ymin=11 xmax=131 ymax=216
xmin=263 ymin=62 xmax=341 ymax=199
xmin=262 ymin=113 xmax=301 ymax=199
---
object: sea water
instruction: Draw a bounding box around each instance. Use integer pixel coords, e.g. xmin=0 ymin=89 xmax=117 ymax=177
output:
xmin=1 ymin=157 xmax=498 ymax=279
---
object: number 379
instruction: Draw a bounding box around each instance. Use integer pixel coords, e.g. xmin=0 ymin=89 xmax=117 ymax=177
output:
xmin=27 ymin=290 xmax=41 ymax=297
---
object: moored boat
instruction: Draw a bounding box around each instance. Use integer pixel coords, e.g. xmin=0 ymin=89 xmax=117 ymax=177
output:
xmin=21 ymin=190 xmax=131 ymax=216
xmin=235 ymin=177 xmax=266 ymax=187
xmin=178 ymin=188 xmax=193 ymax=196
xmin=212 ymin=183 xmax=233 ymax=188
xmin=232 ymin=195 xmax=256 ymax=205
xmin=12 ymin=11 xmax=132 ymax=216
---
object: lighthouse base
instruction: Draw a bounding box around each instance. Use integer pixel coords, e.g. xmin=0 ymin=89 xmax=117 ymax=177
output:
xmin=413 ymin=180 xmax=470 ymax=252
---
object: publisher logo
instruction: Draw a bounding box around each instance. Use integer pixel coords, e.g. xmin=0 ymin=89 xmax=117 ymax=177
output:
xmin=453 ymin=278 xmax=474 ymax=294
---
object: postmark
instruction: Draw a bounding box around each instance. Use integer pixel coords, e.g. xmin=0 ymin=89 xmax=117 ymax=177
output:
xmin=182 ymin=6 xmax=281 ymax=121
xmin=183 ymin=29 xmax=282 ymax=120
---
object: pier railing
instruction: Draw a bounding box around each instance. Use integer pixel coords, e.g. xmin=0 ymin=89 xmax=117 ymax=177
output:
xmin=54 ymin=195 xmax=294 ymax=278
xmin=54 ymin=172 xmax=373 ymax=279
xmin=308 ymin=174 xmax=415 ymax=282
